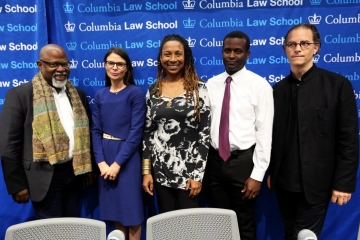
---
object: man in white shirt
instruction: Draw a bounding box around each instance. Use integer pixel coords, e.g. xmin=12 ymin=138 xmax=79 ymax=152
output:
xmin=206 ymin=31 xmax=274 ymax=240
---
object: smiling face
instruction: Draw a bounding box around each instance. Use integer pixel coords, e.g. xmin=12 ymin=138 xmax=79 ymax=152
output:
xmin=105 ymin=52 xmax=128 ymax=83
xmin=160 ymin=40 xmax=185 ymax=79
xmin=37 ymin=45 xmax=70 ymax=89
xmin=222 ymin=37 xmax=250 ymax=75
xmin=284 ymin=27 xmax=319 ymax=72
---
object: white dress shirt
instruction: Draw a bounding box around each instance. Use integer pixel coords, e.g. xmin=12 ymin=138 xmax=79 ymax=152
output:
xmin=52 ymin=87 xmax=74 ymax=160
xmin=206 ymin=67 xmax=274 ymax=182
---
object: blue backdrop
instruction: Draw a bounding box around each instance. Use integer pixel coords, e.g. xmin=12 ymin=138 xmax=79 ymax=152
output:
xmin=0 ymin=0 xmax=359 ymax=239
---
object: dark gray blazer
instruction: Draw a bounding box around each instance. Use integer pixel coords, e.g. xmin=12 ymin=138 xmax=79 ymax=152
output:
xmin=0 ymin=80 xmax=91 ymax=202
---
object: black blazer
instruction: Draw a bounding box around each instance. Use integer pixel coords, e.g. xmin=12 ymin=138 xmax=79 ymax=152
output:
xmin=0 ymin=81 xmax=91 ymax=202
xmin=269 ymin=66 xmax=359 ymax=204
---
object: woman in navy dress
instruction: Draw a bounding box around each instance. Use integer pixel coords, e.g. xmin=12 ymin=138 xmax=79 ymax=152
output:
xmin=91 ymin=47 xmax=146 ymax=240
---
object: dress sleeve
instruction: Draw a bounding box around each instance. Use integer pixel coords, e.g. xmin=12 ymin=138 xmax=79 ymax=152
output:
xmin=91 ymin=91 xmax=106 ymax=164
xmin=76 ymin=87 xmax=97 ymax=171
xmin=142 ymin=89 xmax=156 ymax=160
xmin=114 ymin=88 xmax=146 ymax=165
xmin=191 ymin=83 xmax=211 ymax=182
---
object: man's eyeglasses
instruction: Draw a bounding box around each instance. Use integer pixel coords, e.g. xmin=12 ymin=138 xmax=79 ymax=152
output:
xmin=105 ymin=61 xmax=127 ymax=69
xmin=39 ymin=60 xmax=71 ymax=68
xmin=284 ymin=41 xmax=317 ymax=50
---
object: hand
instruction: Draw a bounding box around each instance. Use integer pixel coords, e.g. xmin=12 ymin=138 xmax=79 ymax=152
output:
xmin=186 ymin=178 xmax=202 ymax=199
xmin=241 ymin=178 xmax=261 ymax=200
xmin=267 ymin=175 xmax=272 ymax=189
xmin=98 ymin=161 xmax=110 ymax=179
xmin=143 ymin=174 xmax=154 ymax=196
xmin=107 ymin=162 xmax=121 ymax=180
xmin=331 ymin=189 xmax=351 ymax=205
xmin=85 ymin=172 xmax=97 ymax=186
xmin=12 ymin=189 xmax=29 ymax=204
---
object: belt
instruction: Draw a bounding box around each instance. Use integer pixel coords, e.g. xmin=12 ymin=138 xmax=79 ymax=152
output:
xmin=210 ymin=145 xmax=255 ymax=156
xmin=230 ymin=146 xmax=255 ymax=156
xmin=103 ymin=133 xmax=124 ymax=141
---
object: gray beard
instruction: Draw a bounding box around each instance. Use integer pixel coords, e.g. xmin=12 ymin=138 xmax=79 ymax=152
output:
xmin=52 ymin=74 xmax=68 ymax=88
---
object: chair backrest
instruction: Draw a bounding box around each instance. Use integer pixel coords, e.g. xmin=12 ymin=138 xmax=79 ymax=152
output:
xmin=5 ymin=217 xmax=107 ymax=240
xmin=146 ymin=208 xmax=241 ymax=240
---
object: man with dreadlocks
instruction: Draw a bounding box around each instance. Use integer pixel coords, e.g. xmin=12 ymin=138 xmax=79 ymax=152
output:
xmin=205 ymin=31 xmax=274 ymax=240
xmin=142 ymin=34 xmax=210 ymax=212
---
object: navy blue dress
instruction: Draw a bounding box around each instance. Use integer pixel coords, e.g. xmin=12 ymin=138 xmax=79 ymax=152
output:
xmin=91 ymin=85 xmax=146 ymax=226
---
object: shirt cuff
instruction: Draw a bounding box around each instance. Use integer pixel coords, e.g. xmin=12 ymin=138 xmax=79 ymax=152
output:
xmin=250 ymin=168 xmax=266 ymax=182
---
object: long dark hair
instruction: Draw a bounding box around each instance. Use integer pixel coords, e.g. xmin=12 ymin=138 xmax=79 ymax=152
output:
xmin=154 ymin=34 xmax=202 ymax=121
xmin=103 ymin=47 xmax=135 ymax=87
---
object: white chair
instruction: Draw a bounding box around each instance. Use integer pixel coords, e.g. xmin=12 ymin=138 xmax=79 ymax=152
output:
xmin=146 ymin=208 xmax=241 ymax=240
xmin=5 ymin=217 xmax=107 ymax=240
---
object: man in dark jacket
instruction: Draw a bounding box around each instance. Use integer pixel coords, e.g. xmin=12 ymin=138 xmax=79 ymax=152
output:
xmin=267 ymin=23 xmax=359 ymax=239
xmin=0 ymin=44 xmax=93 ymax=219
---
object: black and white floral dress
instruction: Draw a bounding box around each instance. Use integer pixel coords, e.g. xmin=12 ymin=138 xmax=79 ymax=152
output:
xmin=143 ymin=81 xmax=210 ymax=189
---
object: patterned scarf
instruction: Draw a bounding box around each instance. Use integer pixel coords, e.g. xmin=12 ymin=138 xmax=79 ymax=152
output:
xmin=32 ymin=72 xmax=92 ymax=175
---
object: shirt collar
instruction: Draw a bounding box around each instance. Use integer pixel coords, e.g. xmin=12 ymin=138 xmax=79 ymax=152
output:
xmin=51 ymin=85 xmax=66 ymax=94
xmin=289 ymin=64 xmax=316 ymax=83
xmin=225 ymin=66 xmax=247 ymax=85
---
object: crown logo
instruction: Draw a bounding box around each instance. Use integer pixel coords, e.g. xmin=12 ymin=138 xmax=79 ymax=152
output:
xmin=308 ymin=14 xmax=321 ymax=24
xmin=309 ymin=0 xmax=321 ymax=4
xmin=186 ymin=37 xmax=196 ymax=47
xmin=69 ymin=76 xmax=79 ymax=86
xmin=183 ymin=18 xmax=196 ymax=28
xmin=69 ymin=58 xmax=78 ymax=69
xmin=183 ymin=0 xmax=196 ymax=9
xmin=65 ymin=21 xmax=76 ymax=32
xmin=313 ymin=54 xmax=320 ymax=63
xmin=63 ymin=2 xmax=74 ymax=13
xmin=66 ymin=41 xmax=77 ymax=51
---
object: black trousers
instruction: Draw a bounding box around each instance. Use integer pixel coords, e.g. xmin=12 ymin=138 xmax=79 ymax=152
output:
xmin=276 ymin=187 xmax=329 ymax=240
xmin=155 ymin=182 xmax=199 ymax=213
xmin=206 ymin=146 xmax=256 ymax=240
xmin=32 ymin=161 xmax=83 ymax=219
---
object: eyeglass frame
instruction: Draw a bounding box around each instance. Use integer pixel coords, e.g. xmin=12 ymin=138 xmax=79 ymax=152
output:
xmin=283 ymin=41 xmax=318 ymax=50
xmin=105 ymin=61 xmax=128 ymax=69
xmin=39 ymin=59 xmax=71 ymax=68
